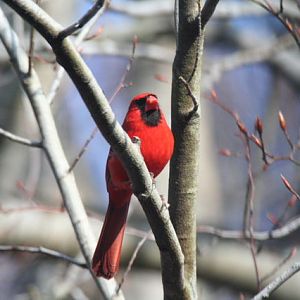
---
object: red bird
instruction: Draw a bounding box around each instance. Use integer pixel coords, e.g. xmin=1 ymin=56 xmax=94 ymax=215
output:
xmin=92 ymin=93 xmax=174 ymax=279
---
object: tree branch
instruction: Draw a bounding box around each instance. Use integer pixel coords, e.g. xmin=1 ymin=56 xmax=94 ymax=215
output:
xmin=0 ymin=127 xmax=42 ymax=147
xmin=251 ymin=262 xmax=300 ymax=300
xmin=47 ymin=0 xmax=108 ymax=105
xmin=57 ymin=0 xmax=107 ymax=40
xmin=198 ymin=214 xmax=300 ymax=240
xmin=250 ymin=0 xmax=300 ymax=48
xmin=116 ymin=230 xmax=152 ymax=294
xmin=0 ymin=245 xmax=87 ymax=268
xmin=201 ymin=0 xmax=220 ymax=29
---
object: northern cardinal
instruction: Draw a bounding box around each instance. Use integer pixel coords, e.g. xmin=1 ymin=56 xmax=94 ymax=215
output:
xmin=92 ymin=93 xmax=174 ymax=279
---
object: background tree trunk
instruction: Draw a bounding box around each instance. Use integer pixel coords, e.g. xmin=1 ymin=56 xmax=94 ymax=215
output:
xmin=162 ymin=0 xmax=204 ymax=299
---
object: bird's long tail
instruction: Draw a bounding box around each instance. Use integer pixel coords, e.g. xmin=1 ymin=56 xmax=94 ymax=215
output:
xmin=92 ymin=201 xmax=130 ymax=279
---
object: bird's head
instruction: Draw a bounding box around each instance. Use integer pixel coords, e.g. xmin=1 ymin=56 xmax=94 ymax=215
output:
xmin=130 ymin=93 xmax=162 ymax=126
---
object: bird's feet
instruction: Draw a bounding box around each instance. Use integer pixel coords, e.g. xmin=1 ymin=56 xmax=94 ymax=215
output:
xmin=160 ymin=194 xmax=170 ymax=210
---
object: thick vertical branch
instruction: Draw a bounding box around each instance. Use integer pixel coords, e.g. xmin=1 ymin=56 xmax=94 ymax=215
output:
xmin=165 ymin=0 xmax=204 ymax=299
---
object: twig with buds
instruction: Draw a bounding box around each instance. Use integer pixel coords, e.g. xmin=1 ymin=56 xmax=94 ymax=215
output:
xmin=255 ymin=117 xmax=268 ymax=166
xmin=280 ymin=174 xmax=300 ymax=201
xmin=251 ymin=0 xmax=300 ymax=48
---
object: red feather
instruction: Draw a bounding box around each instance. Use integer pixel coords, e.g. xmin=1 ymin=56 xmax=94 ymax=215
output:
xmin=92 ymin=93 xmax=174 ymax=278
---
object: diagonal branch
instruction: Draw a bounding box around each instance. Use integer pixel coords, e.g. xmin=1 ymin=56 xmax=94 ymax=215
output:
xmin=47 ymin=0 xmax=108 ymax=105
xmin=58 ymin=0 xmax=107 ymax=40
xmin=0 ymin=245 xmax=87 ymax=268
xmin=201 ymin=0 xmax=220 ymax=29
xmin=251 ymin=262 xmax=300 ymax=300
xmin=0 ymin=127 xmax=42 ymax=147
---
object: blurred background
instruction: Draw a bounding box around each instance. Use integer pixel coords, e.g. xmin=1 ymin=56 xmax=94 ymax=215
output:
xmin=0 ymin=0 xmax=300 ymax=299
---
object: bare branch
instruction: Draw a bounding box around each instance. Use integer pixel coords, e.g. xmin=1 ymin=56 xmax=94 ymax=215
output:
xmin=261 ymin=247 xmax=297 ymax=283
xmin=239 ymin=128 xmax=261 ymax=290
xmin=198 ymin=213 xmax=300 ymax=240
xmin=0 ymin=245 xmax=87 ymax=268
xmin=178 ymin=75 xmax=199 ymax=115
xmin=57 ymin=0 xmax=107 ymax=40
xmin=251 ymin=262 xmax=300 ymax=300
xmin=0 ymin=127 xmax=42 ymax=147
xmin=281 ymin=174 xmax=300 ymax=201
xmin=68 ymin=127 xmax=98 ymax=173
xmin=47 ymin=0 xmax=108 ymax=105
xmin=68 ymin=35 xmax=137 ymax=172
xmin=250 ymin=0 xmax=300 ymax=48
xmin=109 ymin=35 xmax=137 ymax=103
xmin=201 ymin=0 xmax=220 ymax=29
xmin=116 ymin=230 xmax=152 ymax=294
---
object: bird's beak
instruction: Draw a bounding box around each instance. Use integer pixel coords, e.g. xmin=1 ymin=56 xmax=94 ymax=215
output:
xmin=145 ymin=95 xmax=159 ymax=112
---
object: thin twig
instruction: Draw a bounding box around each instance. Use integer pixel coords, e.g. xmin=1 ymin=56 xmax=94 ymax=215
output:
xmin=28 ymin=22 xmax=35 ymax=74
xmin=279 ymin=0 xmax=283 ymax=13
xmin=261 ymin=247 xmax=297 ymax=283
xmin=68 ymin=126 xmax=98 ymax=173
xmin=198 ymin=213 xmax=300 ymax=240
xmin=250 ymin=0 xmax=300 ymax=48
xmin=282 ymin=128 xmax=294 ymax=150
xmin=0 ymin=245 xmax=87 ymax=268
xmin=243 ymin=133 xmax=261 ymax=291
xmin=68 ymin=35 xmax=137 ymax=172
xmin=255 ymin=117 xmax=269 ymax=165
xmin=48 ymin=0 xmax=109 ymax=105
xmin=209 ymin=92 xmax=300 ymax=168
xmin=280 ymin=174 xmax=300 ymax=201
xmin=109 ymin=35 xmax=137 ymax=103
xmin=268 ymin=198 xmax=293 ymax=231
xmin=28 ymin=0 xmax=40 ymax=74
xmin=116 ymin=230 xmax=152 ymax=294
xmin=179 ymin=75 xmax=199 ymax=114
xmin=0 ymin=127 xmax=42 ymax=147
xmin=186 ymin=0 xmax=202 ymax=83
xmin=251 ymin=262 xmax=300 ymax=300
xmin=58 ymin=0 xmax=106 ymax=40
xmin=209 ymin=90 xmax=239 ymax=120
